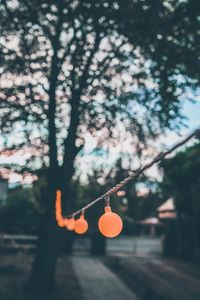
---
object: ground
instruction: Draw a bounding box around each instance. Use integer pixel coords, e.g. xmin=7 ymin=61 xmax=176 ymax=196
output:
xmin=1 ymin=252 xmax=200 ymax=300
xmin=107 ymin=256 xmax=200 ymax=300
xmin=73 ymin=256 xmax=139 ymax=300
xmin=0 ymin=253 xmax=83 ymax=300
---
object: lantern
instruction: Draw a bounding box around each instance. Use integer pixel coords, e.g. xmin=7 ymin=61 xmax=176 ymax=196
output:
xmin=67 ymin=218 xmax=75 ymax=231
xmin=74 ymin=213 xmax=88 ymax=234
xmin=98 ymin=205 xmax=123 ymax=238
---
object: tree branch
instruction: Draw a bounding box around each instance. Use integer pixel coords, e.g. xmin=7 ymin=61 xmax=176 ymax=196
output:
xmin=62 ymin=31 xmax=102 ymax=178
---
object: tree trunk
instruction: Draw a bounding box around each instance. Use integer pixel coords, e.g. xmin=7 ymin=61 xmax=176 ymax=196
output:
xmin=91 ymin=231 xmax=106 ymax=256
xmin=29 ymin=171 xmax=76 ymax=294
xmin=28 ymin=23 xmax=62 ymax=293
xmin=28 ymin=183 xmax=60 ymax=294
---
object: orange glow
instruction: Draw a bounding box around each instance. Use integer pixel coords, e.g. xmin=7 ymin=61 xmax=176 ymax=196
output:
xmin=55 ymin=190 xmax=75 ymax=230
xmin=98 ymin=206 xmax=123 ymax=238
xmin=57 ymin=218 xmax=65 ymax=227
xmin=63 ymin=218 xmax=69 ymax=227
xmin=74 ymin=214 xmax=88 ymax=234
xmin=67 ymin=218 xmax=75 ymax=231
xmin=55 ymin=190 xmax=63 ymax=223
xmin=159 ymin=212 xmax=177 ymax=219
xmin=55 ymin=190 xmax=65 ymax=227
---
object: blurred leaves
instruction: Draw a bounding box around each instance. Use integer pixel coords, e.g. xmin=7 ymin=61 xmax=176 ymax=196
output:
xmin=160 ymin=142 xmax=200 ymax=217
xmin=0 ymin=0 xmax=198 ymax=176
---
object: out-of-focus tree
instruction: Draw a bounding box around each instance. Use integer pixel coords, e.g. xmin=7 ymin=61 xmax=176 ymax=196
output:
xmin=160 ymin=142 xmax=200 ymax=260
xmin=0 ymin=171 xmax=48 ymax=234
xmin=0 ymin=0 xmax=199 ymax=292
xmin=0 ymin=186 xmax=40 ymax=234
xmin=116 ymin=0 xmax=200 ymax=129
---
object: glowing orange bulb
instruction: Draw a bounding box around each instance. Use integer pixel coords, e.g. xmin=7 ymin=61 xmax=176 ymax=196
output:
xmin=74 ymin=214 xmax=88 ymax=234
xmin=67 ymin=218 xmax=75 ymax=231
xmin=63 ymin=218 xmax=69 ymax=227
xmin=56 ymin=190 xmax=61 ymax=200
xmin=98 ymin=206 xmax=123 ymax=238
xmin=55 ymin=190 xmax=62 ymax=222
xmin=57 ymin=217 xmax=65 ymax=227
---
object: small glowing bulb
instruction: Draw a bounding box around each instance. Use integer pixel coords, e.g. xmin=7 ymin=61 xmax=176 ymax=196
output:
xmin=57 ymin=217 xmax=65 ymax=228
xmin=67 ymin=218 xmax=75 ymax=231
xmin=98 ymin=205 xmax=123 ymax=238
xmin=63 ymin=218 xmax=69 ymax=227
xmin=55 ymin=190 xmax=62 ymax=222
xmin=74 ymin=214 xmax=88 ymax=234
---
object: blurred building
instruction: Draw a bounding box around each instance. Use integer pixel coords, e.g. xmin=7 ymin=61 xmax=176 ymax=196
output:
xmin=137 ymin=198 xmax=177 ymax=238
xmin=137 ymin=217 xmax=163 ymax=237
xmin=157 ymin=198 xmax=178 ymax=257
xmin=157 ymin=198 xmax=176 ymax=220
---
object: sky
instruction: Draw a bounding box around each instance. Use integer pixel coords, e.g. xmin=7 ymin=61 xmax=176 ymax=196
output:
xmin=158 ymin=96 xmax=200 ymax=148
xmin=183 ymin=99 xmax=200 ymax=130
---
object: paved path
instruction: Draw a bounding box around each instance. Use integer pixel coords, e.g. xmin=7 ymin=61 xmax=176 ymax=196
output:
xmin=116 ymin=257 xmax=200 ymax=300
xmin=72 ymin=257 xmax=140 ymax=300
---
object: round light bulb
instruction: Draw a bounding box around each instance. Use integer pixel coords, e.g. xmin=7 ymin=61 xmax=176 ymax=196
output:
xmin=74 ymin=214 xmax=88 ymax=234
xmin=98 ymin=206 xmax=123 ymax=238
xmin=67 ymin=218 xmax=75 ymax=231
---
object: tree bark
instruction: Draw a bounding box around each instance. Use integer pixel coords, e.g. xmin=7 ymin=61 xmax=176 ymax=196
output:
xmin=28 ymin=184 xmax=59 ymax=293
xmin=29 ymin=23 xmax=62 ymax=292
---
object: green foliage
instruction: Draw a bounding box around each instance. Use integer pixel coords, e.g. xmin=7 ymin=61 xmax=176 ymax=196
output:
xmin=0 ymin=170 xmax=49 ymax=233
xmin=160 ymin=142 xmax=200 ymax=259
xmin=118 ymin=0 xmax=200 ymax=81
xmin=1 ymin=186 xmax=40 ymax=233
xmin=161 ymin=142 xmax=200 ymax=216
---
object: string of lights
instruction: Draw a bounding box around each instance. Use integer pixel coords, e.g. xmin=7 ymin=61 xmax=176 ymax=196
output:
xmin=55 ymin=127 xmax=200 ymax=237
xmin=66 ymin=127 xmax=200 ymax=217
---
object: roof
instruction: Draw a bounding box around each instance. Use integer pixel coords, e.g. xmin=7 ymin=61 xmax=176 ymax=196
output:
xmin=138 ymin=217 xmax=161 ymax=225
xmin=157 ymin=198 xmax=175 ymax=212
